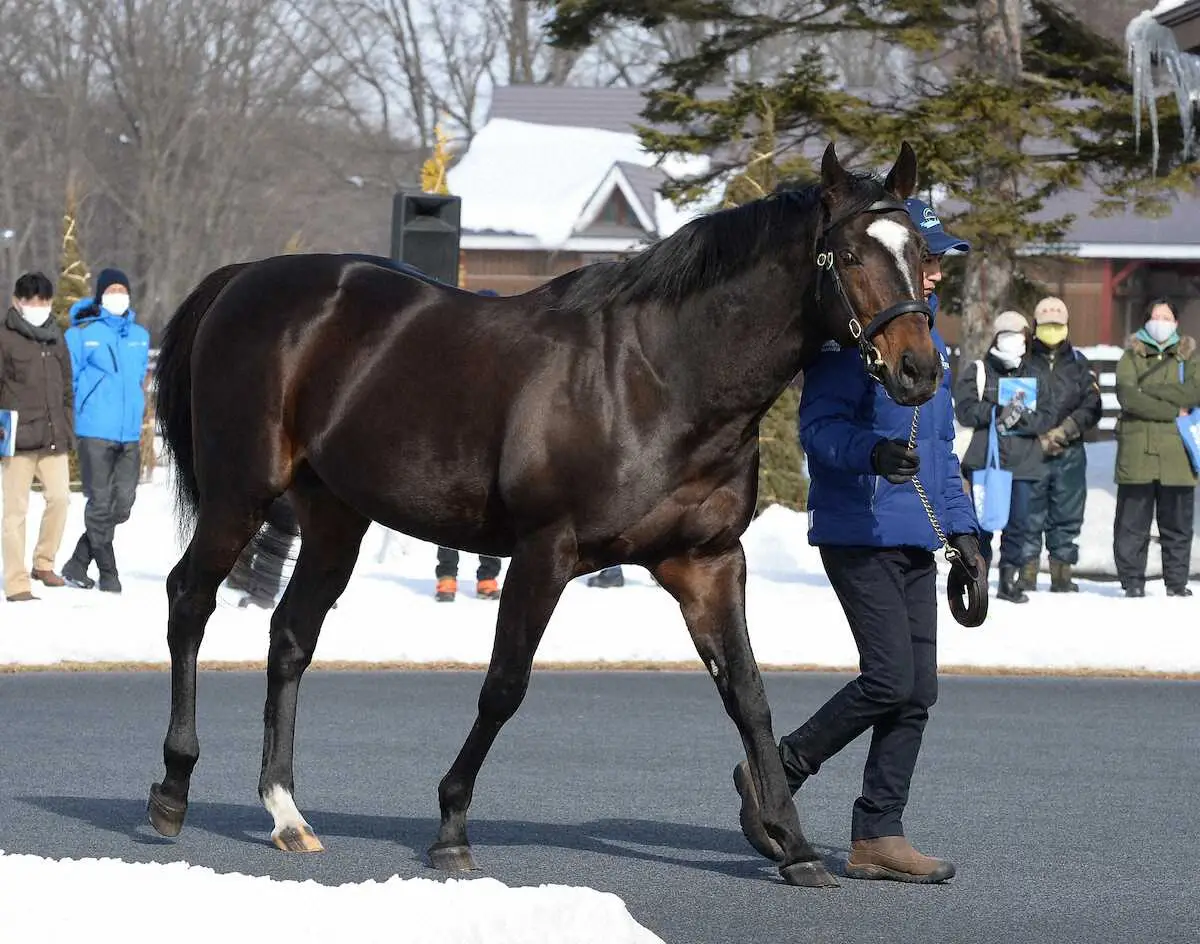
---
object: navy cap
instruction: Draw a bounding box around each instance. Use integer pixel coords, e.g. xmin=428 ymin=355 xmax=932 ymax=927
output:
xmin=904 ymin=198 xmax=970 ymax=256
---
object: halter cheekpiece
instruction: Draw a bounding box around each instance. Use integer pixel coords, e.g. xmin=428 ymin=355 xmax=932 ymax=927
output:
xmin=814 ymin=195 xmax=932 ymax=378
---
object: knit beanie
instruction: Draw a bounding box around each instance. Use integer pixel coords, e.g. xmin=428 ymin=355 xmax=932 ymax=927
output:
xmin=94 ymin=267 xmax=131 ymax=301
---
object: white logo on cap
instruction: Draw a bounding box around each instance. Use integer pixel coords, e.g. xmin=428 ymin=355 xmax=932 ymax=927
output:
xmin=921 ymin=207 xmax=939 ymax=229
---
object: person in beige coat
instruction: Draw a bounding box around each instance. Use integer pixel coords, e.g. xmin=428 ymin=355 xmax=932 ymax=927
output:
xmin=0 ymin=272 xmax=75 ymax=601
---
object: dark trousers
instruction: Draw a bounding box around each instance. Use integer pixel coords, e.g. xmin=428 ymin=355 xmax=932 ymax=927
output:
xmin=1025 ymin=442 xmax=1087 ymax=565
xmin=75 ymin=437 xmax=140 ymax=573
xmin=436 ymin=546 xmax=501 ymax=581
xmin=778 ymin=546 xmax=938 ymax=840
xmin=976 ymin=476 xmax=1035 ymax=569
xmin=1113 ymin=482 xmax=1196 ymax=591
xmin=228 ymin=496 xmax=301 ymax=602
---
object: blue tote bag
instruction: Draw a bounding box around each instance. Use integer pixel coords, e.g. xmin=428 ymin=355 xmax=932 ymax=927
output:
xmin=971 ymin=409 xmax=1013 ymax=532
xmin=1175 ymin=362 xmax=1200 ymax=475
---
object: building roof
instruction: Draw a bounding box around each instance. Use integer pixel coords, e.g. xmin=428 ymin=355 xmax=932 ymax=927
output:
xmin=488 ymin=84 xmax=727 ymax=134
xmin=447 ymin=116 xmax=712 ymax=250
xmin=1022 ymin=180 xmax=1200 ymax=258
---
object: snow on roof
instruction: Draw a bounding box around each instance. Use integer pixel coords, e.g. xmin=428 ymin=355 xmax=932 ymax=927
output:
xmin=1153 ymin=0 xmax=1192 ymax=16
xmin=447 ymin=118 xmax=712 ymax=248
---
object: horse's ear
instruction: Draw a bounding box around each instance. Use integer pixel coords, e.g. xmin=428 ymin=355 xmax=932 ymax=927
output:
xmin=884 ymin=141 xmax=918 ymax=199
xmin=820 ymin=142 xmax=846 ymax=192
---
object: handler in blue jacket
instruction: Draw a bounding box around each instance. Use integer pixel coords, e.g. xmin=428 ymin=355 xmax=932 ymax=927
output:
xmin=736 ymin=199 xmax=982 ymax=884
xmin=61 ymin=268 xmax=150 ymax=593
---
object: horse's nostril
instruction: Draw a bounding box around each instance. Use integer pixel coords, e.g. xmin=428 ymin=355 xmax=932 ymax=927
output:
xmin=898 ymin=352 xmax=920 ymax=388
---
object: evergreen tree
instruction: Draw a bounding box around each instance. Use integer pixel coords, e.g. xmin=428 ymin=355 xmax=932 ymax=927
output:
xmin=54 ymin=184 xmax=91 ymax=330
xmin=544 ymin=0 xmax=1198 ymax=359
xmin=421 ymin=124 xmax=452 ymax=196
xmin=420 ymin=122 xmax=466 ymax=286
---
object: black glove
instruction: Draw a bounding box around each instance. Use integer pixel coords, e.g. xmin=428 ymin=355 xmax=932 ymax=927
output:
xmin=997 ymin=401 xmax=1025 ymax=431
xmin=871 ymin=438 xmax=920 ymax=484
xmin=948 ymin=532 xmax=983 ymax=576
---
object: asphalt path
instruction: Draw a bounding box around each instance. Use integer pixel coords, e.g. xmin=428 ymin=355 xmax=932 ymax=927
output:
xmin=0 ymin=670 xmax=1195 ymax=943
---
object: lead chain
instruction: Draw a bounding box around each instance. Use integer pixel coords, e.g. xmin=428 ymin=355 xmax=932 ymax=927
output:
xmin=906 ymin=407 xmax=959 ymax=564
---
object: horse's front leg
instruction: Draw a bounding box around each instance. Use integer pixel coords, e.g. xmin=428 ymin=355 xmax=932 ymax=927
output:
xmin=428 ymin=527 xmax=576 ymax=872
xmin=653 ymin=545 xmax=838 ymax=887
xmin=258 ymin=489 xmax=369 ymax=853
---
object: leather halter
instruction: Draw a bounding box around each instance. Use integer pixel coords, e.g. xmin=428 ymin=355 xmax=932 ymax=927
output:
xmin=813 ymin=196 xmax=932 ymax=379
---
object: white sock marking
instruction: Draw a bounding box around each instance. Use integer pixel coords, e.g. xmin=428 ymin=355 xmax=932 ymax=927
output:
xmin=866 ymin=219 xmax=916 ymax=298
xmin=263 ymin=785 xmax=309 ymax=838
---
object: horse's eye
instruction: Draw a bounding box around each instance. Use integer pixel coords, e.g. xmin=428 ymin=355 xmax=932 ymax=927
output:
xmin=840 ymin=250 xmax=861 ymax=267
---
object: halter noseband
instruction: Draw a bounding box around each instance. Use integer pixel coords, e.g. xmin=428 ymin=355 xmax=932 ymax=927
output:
xmin=814 ymin=196 xmax=932 ymax=377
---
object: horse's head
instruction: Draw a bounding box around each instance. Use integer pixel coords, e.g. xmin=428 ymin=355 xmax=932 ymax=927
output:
xmin=813 ymin=141 xmax=941 ymax=406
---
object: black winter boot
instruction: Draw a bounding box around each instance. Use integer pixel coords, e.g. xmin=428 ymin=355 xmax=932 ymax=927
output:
xmin=998 ymin=566 xmax=1029 ymax=603
xmin=1049 ymin=560 xmax=1079 ymax=593
xmin=92 ymin=542 xmax=122 ymax=594
xmin=61 ymin=534 xmax=96 ymax=590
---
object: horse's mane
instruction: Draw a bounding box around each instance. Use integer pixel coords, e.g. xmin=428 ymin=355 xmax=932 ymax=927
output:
xmin=553 ymin=170 xmax=887 ymax=310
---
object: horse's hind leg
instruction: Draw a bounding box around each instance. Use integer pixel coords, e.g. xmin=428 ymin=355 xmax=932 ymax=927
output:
xmin=149 ymin=502 xmax=267 ymax=837
xmin=429 ymin=527 xmax=576 ymax=872
xmin=653 ymin=546 xmax=839 ymax=888
xmin=257 ymin=481 xmax=369 ymax=853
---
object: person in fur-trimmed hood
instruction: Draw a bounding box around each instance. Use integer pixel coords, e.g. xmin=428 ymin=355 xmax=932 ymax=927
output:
xmin=1113 ymin=298 xmax=1200 ymax=598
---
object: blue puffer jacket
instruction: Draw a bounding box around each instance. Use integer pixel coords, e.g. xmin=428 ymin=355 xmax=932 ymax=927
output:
xmin=800 ymin=297 xmax=980 ymax=549
xmin=65 ymin=299 xmax=151 ymax=443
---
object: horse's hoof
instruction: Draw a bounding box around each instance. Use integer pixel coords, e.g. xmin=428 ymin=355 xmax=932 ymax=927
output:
xmin=780 ymin=860 xmax=840 ymax=888
xmin=147 ymin=783 xmax=187 ymax=838
xmin=272 ymin=825 xmax=325 ymax=853
xmin=428 ymin=842 xmax=479 ymax=872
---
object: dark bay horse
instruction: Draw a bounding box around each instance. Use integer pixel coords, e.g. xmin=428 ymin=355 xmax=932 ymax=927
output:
xmin=147 ymin=142 xmax=941 ymax=888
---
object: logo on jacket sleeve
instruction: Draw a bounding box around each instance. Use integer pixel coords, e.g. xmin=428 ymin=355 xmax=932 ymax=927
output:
xmin=821 ymin=340 xmax=842 ymax=353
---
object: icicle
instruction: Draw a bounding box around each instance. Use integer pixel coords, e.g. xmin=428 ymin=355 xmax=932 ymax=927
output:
xmin=1126 ymin=10 xmax=1200 ymax=171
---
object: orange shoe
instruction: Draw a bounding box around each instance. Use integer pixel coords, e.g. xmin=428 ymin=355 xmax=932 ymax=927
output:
xmin=435 ymin=577 xmax=457 ymax=602
xmin=476 ymin=578 xmax=501 ymax=600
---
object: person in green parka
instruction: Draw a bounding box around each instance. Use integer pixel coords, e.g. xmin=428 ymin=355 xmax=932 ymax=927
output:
xmin=1113 ymin=298 xmax=1200 ymax=598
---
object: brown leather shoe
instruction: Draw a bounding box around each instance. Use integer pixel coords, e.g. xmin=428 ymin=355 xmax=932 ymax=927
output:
xmin=32 ymin=569 xmax=66 ymax=587
xmin=846 ymin=836 xmax=955 ymax=883
xmin=6 ymin=591 xmax=39 ymax=602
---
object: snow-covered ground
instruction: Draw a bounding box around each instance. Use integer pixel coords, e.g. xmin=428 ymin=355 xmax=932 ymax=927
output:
xmin=1 ymin=442 xmax=1196 ymax=675
xmin=0 ymin=851 xmax=664 ymax=944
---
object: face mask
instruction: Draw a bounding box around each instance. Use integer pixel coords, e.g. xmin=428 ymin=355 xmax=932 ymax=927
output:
xmin=102 ymin=294 xmax=130 ymax=316
xmin=995 ymin=333 xmax=1026 ymax=357
xmin=20 ymin=305 xmax=52 ymax=327
xmin=1035 ymin=323 xmax=1068 ymax=347
xmin=1145 ymin=319 xmax=1177 ymax=344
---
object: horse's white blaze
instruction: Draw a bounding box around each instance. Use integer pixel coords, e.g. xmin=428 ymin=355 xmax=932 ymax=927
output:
xmin=263 ymin=785 xmax=309 ymax=837
xmin=866 ymin=219 xmax=916 ymax=298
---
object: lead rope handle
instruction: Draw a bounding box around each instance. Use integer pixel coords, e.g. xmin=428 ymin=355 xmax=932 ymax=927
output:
xmin=906 ymin=407 xmax=961 ymax=567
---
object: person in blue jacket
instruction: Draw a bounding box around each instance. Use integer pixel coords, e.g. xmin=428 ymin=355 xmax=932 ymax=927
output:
xmin=61 ymin=268 xmax=150 ymax=592
xmin=734 ymin=198 xmax=983 ymax=884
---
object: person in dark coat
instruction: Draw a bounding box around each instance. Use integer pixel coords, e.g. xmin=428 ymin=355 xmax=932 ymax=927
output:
xmin=734 ymin=197 xmax=982 ymax=883
xmin=1020 ymin=297 xmax=1102 ymax=592
xmin=954 ymin=310 xmax=1054 ymax=603
xmin=0 ymin=272 xmax=75 ymax=601
xmin=61 ymin=267 xmax=150 ymax=592
xmin=1112 ymin=298 xmax=1200 ymax=597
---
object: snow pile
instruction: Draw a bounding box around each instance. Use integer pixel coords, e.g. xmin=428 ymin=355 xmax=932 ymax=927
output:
xmin=0 ymin=851 xmax=664 ymax=944
xmin=0 ymin=441 xmax=1197 ymax=675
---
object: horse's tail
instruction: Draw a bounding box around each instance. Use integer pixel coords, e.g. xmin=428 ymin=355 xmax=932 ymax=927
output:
xmin=156 ymin=262 xmax=250 ymax=540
